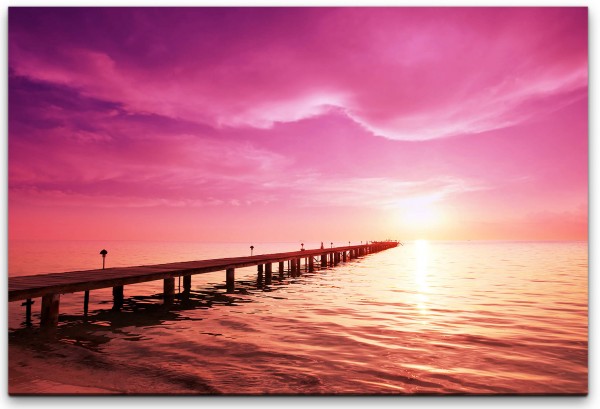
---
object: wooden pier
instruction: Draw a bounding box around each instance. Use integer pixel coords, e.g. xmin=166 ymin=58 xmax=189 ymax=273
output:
xmin=9 ymin=241 xmax=399 ymax=327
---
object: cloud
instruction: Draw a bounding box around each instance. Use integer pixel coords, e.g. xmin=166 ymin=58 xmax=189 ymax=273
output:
xmin=9 ymin=185 xmax=228 ymax=209
xmin=8 ymin=74 xmax=484 ymax=212
xmin=265 ymin=174 xmax=486 ymax=209
xmin=9 ymin=74 xmax=295 ymax=209
xmin=9 ymin=8 xmax=587 ymax=141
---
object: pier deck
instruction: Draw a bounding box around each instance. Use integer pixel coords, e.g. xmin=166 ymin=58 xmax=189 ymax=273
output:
xmin=9 ymin=242 xmax=398 ymax=326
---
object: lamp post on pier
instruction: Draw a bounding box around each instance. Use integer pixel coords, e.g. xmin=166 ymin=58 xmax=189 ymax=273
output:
xmin=100 ymin=249 xmax=108 ymax=269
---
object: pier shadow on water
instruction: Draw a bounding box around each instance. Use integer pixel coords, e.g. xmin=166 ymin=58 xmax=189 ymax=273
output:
xmin=9 ymin=270 xmax=322 ymax=353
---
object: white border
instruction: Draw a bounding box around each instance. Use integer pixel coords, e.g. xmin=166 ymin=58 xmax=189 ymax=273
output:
xmin=1 ymin=1 xmax=595 ymax=408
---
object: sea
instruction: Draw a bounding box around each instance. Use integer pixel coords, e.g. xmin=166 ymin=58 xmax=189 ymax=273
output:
xmin=7 ymin=240 xmax=588 ymax=394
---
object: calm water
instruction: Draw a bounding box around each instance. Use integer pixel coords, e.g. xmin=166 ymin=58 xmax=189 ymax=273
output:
xmin=8 ymin=240 xmax=588 ymax=394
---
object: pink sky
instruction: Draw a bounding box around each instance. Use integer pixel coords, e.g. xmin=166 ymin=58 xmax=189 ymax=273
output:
xmin=8 ymin=7 xmax=587 ymax=242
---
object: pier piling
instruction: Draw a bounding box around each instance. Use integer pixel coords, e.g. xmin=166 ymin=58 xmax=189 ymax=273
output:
xmin=83 ymin=290 xmax=90 ymax=316
xmin=112 ymin=286 xmax=124 ymax=311
xmin=265 ymin=263 xmax=272 ymax=284
xmin=183 ymin=275 xmax=192 ymax=293
xmin=41 ymin=293 xmax=60 ymax=327
xmin=290 ymin=258 xmax=297 ymax=277
xmin=258 ymin=264 xmax=264 ymax=283
xmin=226 ymin=268 xmax=235 ymax=293
xmin=164 ymin=278 xmax=175 ymax=304
xmin=182 ymin=275 xmax=192 ymax=301
xmin=21 ymin=299 xmax=33 ymax=326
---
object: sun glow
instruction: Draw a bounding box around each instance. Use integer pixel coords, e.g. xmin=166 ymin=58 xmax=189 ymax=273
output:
xmin=394 ymin=196 xmax=443 ymax=238
xmin=403 ymin=205 xmax=437 ymax=227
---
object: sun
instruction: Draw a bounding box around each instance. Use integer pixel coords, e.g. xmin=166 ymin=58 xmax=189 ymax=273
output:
xmin=403 ymin=205 xmax=436 ymax=226
xmin=396 ymin=197 xmax=441 ymax=230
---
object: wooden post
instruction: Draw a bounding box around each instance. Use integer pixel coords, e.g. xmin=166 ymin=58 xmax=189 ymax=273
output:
xmin=258 ymin=264 xmax=264 ymax=282
xmin=343 ymin=251 xmax=347 ymax=262
xmin=83 ymin=290 xmax=90 ymax=316
xmin=308 ymin=256 xmax=314 ymax=272
xmin=182 ymin=275 xmax=192 ymax=301
xmin=290 ymin=258 xmax=297 ymax=277
xmin=279 ymin=261 xmax=284 ymax=278
xmin=164 ymin=277 xmax=175 ymax=304
xmin=265 ymin=263 xmax=272 ymax=284
xmin=297 ymin=258 xmax=302 ymax=275
xmin=41 ymin=293 xmax=60 ymax=327
xmin=321 ymin=253 xmax=327 ymax=268
xmin=183 ymin=275 xmax=192 ymax=293
xmin=112 ymin=285 xmax=124 ymax=311
xmin=21 ymin=299 xmax=34 ymax=326
xmin=226 ymin=268 xmax=235 ymax=293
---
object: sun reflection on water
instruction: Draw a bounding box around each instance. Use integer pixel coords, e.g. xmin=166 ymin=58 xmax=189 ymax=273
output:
xmin=414 ymin=239 xmax=430 ymax=315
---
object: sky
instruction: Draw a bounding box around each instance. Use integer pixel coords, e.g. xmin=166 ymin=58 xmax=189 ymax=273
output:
xmin=8 ymin=7 xmax=588 ymax=242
